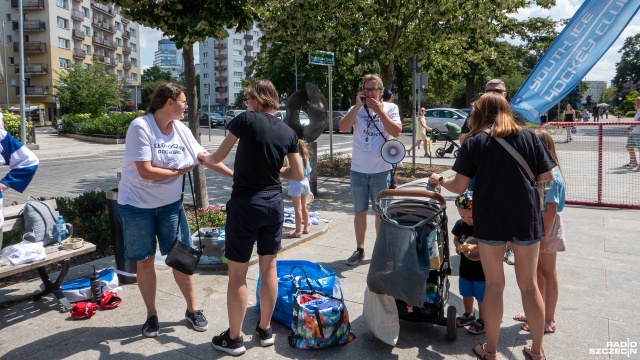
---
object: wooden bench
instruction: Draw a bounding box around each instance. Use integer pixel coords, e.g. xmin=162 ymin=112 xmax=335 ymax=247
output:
xmin=0 ymin=200 xmax=96 ymax=311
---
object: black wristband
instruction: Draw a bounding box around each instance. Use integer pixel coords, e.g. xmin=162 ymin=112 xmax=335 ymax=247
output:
xmin=438 ymin=176 xmax=444 ymax=184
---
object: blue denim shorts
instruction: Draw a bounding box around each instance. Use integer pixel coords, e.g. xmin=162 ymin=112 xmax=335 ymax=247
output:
xmin=350 ymin=170 xmax=391 ymax=213
xmin=225 ymin=192 xmax=284 ymax=263
xmin=118 ymin=199 xmax=191 ymax=261
xmin=459 ymin=278 xmax=486 ymax=302
xmin=476 ymin=238 xmax=540 ymax=246
xmin=287 ymin=178 xmax=311 ymax=197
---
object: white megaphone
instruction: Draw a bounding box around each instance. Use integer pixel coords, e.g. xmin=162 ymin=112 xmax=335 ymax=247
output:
xmin=380 ymin=140 xmax=406 ymax=164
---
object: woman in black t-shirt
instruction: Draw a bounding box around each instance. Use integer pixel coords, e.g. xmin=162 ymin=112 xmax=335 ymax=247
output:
xmin=428 ymin=93 xmax=555 ymax=360
xmin=563 ymin=104 xmax=575 ymax=142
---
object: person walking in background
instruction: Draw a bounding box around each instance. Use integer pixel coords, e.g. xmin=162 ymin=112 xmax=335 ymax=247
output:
xmin=338 ymin=74 xmax=402 ymax=266
xmin=563 ymin=104 xmax=575 ymax=142
xmin=516 ymin=129 xmax=566 ymax=336
xmin=382 ymin=88 xmax=395 ymax=103
xmin=199 ymin=79 xmax=303 ymax=356
xmin=428 ymin=93 xmax=555 ymax=360
xmin=623 ymin=97 xmax=640 ymax=171
xmin=406 ymin=107 xmax=433 ymax=157
xmin=117 ymin=83 xmax=233 ymax=338
xmin=286 ymin=139 xmax=312 ymax=238
xmin=605 ymin=109 xmax=609 ymax=120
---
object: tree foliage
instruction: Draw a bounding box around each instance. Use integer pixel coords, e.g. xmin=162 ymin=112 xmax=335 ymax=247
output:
xmin=54 ymin=63 xmax=124 ymax=117
xmin=141 ymin=65 xmax=172 ymax=83
xmin=612 ymin=34 xmax=640 ymax=97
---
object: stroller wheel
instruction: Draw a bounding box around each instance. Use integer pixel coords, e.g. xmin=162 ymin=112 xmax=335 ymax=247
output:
xmin=453 ymin=150 xmax=459 ymax=158
xmin=435 ymin=148 xmax=445 ymax=158
xmin=446 ymin=305 xmax=457 ymax=341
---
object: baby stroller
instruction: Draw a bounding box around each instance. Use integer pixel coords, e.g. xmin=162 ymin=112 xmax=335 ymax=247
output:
xmin=366 ymin=179 xmax=456 ymax=341
xmin=431 ymin=122 xmax=461 ymax=158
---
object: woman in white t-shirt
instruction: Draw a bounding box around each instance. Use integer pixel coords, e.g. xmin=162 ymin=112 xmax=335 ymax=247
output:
xmin=117 ymin=83 xmax=232 ymax=338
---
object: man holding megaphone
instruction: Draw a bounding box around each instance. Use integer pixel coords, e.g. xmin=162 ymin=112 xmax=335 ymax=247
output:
xmin=339 ymin=74 xmax=402 ymax=266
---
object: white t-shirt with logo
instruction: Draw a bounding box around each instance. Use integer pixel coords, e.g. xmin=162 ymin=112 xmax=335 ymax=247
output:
xmin=118 ymin=113 xmax=204 ymax=208
xmin=349 ymin=103 xmax=401 ymax=174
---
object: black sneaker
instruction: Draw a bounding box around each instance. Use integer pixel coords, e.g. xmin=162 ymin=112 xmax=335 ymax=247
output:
xmin=346 ymin=250 xmax=364 ymax=266
xmin=185 ymin=309 xmax=209 ymax=332
xmin=212 ymin=329 xmax=246 ymax=356
xmin=142 ymin=315 xmax=159 ymax=338
xmin=255 ymin=322 xmax=274 ymax=347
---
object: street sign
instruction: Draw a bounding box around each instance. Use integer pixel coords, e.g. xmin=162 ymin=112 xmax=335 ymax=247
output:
xmin=309 ymin=51 xmax=334 ymax=66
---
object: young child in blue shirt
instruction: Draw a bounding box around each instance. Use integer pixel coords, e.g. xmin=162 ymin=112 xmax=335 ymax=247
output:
xmin=452 ymin=191 xmax=486 ymax=334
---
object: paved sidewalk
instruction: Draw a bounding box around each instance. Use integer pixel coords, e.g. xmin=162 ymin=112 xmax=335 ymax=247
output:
xmin=0 ymin=127 xmax=638 ymax=359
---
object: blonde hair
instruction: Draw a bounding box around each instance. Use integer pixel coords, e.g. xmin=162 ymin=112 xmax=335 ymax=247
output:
xmin=467 ymin=93 xmax=521 ymax=138
xmin=244 ymin=79 xmax=279 ymax=111
xmin=298 ymin=139 xmax=311 ymax=168
xmin=362 ymin=74 xmax=383 ymax=90
xmin=535 ymin=129 xmax=560 ymax=169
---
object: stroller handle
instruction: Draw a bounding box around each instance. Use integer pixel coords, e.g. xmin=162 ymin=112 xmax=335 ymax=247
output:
xmin=376 ymin=189 xmax=446 ymax=206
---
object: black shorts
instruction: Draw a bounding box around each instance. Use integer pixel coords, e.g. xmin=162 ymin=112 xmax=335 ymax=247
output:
xmin=224 ymin=191 xmax=284 ymax=263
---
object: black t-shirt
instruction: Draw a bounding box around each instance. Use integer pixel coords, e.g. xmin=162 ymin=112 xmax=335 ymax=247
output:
xmin=227 ymin=111 xmax=299 ymax=198
xmin=452 ymin=219 xmax=485 ymax=282
xmin=453 ymin=128 xmax=556 ymax=242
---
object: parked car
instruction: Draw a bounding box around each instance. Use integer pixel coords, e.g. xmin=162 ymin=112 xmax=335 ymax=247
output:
xmin=323 ymin=111 xmax=351 ymax=133
xmin=223 ymin=109 xmax=246 ymax=124
xmin=273 ymin=110 xmax=310 ymax=126
xmin=458 ymin=108 xmax=472 ymax=115
xmin=423 ymin=108 xmax=468 ymax=131
xmin=199 ymin=112 xmax=225 ymax=127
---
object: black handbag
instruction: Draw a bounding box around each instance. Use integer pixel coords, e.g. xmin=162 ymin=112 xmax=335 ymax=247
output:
xmin=165 ymin=172 xmax=203 ymax=275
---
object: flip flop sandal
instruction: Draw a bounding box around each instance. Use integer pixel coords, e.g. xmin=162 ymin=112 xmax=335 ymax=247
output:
xmin=472 ymin=343 xmax=497 ymax=359
xmin=287 ymin=232 xmax=302 ymax=238
xmin=302 ymin=228 xmax=310 ymax=234
xmin=521 ymin=322 xmax=556 ymax=334
xmin=513 ymin=312 xmax=527 ymax=322
xmin=523 ymin=345 xmax=546 ymax=359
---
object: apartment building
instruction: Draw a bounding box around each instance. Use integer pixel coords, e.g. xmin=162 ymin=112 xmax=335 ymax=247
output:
xmin=198 ymin=22 xmax=263 ymax=113
xmin=584 ymin=81 xmax=608 ymax=104
xmin=0 ymin=0 xmax=141 ymax=123
xmin=154 ymin=38 xmax=183 ymax=80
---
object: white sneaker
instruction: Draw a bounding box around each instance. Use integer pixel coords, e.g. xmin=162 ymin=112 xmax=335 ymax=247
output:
xmin=505 ymin=247 xmax=515 ymax=265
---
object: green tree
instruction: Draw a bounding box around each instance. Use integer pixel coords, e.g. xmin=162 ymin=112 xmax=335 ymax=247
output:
xmin=600 ymin=86 xmax=618 ymax=104
xmin=107 ymin=0 xmax=256 ymax=208
xmin=613 ymin=34 xmax=640 ymax=97
xmin=54 ymin=62 xmax=121 ymax=117
xmin=141 ymin=65 xmax=172 ymax=83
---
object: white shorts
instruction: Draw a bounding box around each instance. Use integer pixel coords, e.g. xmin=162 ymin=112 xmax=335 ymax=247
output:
xmin=288 ymin=178 xmax=311 ymax=197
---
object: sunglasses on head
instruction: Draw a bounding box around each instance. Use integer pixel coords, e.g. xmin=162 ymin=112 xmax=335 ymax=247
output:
xmin=484 ymin=89 xmax=506 ymax=94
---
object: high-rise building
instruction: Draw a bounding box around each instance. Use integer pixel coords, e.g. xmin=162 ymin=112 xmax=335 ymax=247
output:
xmin=198 ymin=22 xmax=263 ymax=113
xmin=0 ymin=0 xmax=141 ymax=123
xmin=153 ymin=38 xmax=183 ymax=79
xmin=584 ymin=81 xmax=608 ymax=104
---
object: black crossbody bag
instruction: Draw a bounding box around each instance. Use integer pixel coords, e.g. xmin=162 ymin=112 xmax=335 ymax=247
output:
xmin=165 ymin=172 xmax=203 ymax=275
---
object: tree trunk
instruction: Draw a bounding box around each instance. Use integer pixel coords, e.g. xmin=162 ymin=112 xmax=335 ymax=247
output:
xmin=380 ymin=61 xmax=394 ymax=92
xmin=465 ymin=69 xmax=477 ymax=108
xmin=183 ymin=44 xmax=209 ymax=209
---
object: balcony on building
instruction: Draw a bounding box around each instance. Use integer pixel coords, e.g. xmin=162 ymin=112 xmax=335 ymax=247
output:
xmin=216 ymin=43 xmax=226 ymax=49
xmin=14 ymin=41 xmax=46 ymax=53
xmin=216 ymin=65 xmax=226 ymax=71
xmin=244 ymin=66 xmax=250 ymax=73
xmin=92 ymin=17 xmax=115 ymax=33
xmin=122 ymin=46 xmax=131 ymax=54
xmin=216 ymin=86 xmax=228 ymax=93
xmin=122 ymin=30 xmax=130 ymax=40
xmin=16 ymin=86 xmax=48 ymax=96
xmin=15 ymin=63 xmax=48 ymax=75
xmin=121 ymin=18 xmax=129 ymax=25
xmin=216 ymin=54 xmax=227 ymax=60
xmin=216 ymin=98 xmax=227 ymax=104
xmin=72 ymin=48 xmax=86 ymax=59
xmin=72 ymin=29 xmax=86 ymax=40
xmin=12 ymin=20 xmax=46 ymax=32
xmin=123 ymin=61 xmax=131 ymax=70
xmin=11 ymin=0 xmax=44 ymax=10
xmin=216 ymin=76 xmax=227 ymax=82
xmin=244 ymin=55 xmax=253 ymax=62
xmin=91 ymin=1 xmax=114 ymax=17
xmin=92 ymin=54 xmax=115 ymax=66
xmin=73 ymin=0 xmax=81 ymax=3
xmin=244 ymin=33 xmax=253 ymax=40
xmin=71 ymin=9 xmax=84 ymax=21
xmin=92 ymin=36 xmax=116 ymax=50
xmin=244 ymin=44 xmax=253 ymax=51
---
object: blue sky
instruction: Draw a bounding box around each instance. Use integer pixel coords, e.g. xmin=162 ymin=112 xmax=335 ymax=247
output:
xmin=138 ymin=0 xmax=640 ymax=84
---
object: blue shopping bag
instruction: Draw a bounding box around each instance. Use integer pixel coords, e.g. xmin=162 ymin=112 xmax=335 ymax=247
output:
xmin=256 ymin=260 xmax=338 ymax=328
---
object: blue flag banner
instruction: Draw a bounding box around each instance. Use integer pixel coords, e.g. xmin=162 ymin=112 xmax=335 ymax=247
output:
xmin=511 ymin=0 xmax=640 ymax=124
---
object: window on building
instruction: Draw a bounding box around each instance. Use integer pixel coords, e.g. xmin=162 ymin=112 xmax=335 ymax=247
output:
xmin=203 ymin=52 xmax=208 ymax=58
xmin=233 ymin=71 xmax=242 ymax=78
xmin=83 ymin=26 xmax=90 ymax=37
xmin=233 ymin=60 xmax=242 ymax=67
xmin=203 ymin=41 xmax=208 ymax=47
xmin=204 ymin=94 xmax=209 ymax=100
xmin=7 ymin=35 xmax=12 ymax=44
xmin=253 ymin=31 xmax=259 ymax=37
xmin=117 ymin=69 xmax=123 ymax=78
xmin=131 ymin=58 xmax=137 ymax=66
xmin=83 ymin=44 xmax=91 ymax=54
xmin=116 ymin=38 xmax=122 ymax=46
xmin=234 ymin=82 xmax=242 ymax=88
xmin=58 ymin=38 xmax=70 ymax=50
xmin=233 ymin=39 xmax=242 ymax=45
xmin=114 ymin=6 xmax=120 ymax=14
xmin=10 ymin=79 xmax=16 ymax=86
xmin=233 ymin=49 xmax=242 ymax=56
xmin=57 ymin=17 xmax=69 ymax=29
xmin=203 ymin=63 xmax=208 ymax=69
xmin=9 ymin=57 xmax=14 ymax=65
xmin=131 ymin=73 xmax=138 ymax=81
xmin=6 ymin=14 xmax=11 ymax=22
xmin=115 ymin=22 xmax=121 ymax=31
xmin=130 ymin=28 xmax=136 ymax=37
xmin=57 ymin=0 xmax=68 ymax=10
xmin=82 ymin=7 xmax=89 ymax=17
xmin=130 ymin=43 xmax=136 ymax=52
xmin=59 ymin=58 xmax=71 ymax=68
xmin=116 ymin=54 xmax=122 ymax=62
xmin=203 ymin=73 xmax=209 ymax=79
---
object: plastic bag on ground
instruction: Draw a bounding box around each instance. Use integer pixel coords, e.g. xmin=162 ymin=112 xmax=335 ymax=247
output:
xmin=363 ymin=287 xmax=399 ymax=346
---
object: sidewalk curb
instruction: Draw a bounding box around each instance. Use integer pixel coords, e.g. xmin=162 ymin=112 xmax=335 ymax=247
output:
xmin=35 ymin=150 xmax=125 ymax=161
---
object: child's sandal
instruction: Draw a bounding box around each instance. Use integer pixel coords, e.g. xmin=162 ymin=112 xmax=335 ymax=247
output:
xmin=468 ymin=319 xmax=485 ymax=334
xmin=455 ymin=312 xmax=476 ymax=327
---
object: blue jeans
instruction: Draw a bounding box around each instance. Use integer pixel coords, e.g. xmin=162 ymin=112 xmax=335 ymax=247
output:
xmin=350 ymin=170 xmax=391 ymax=213
xmin=118 ymin=199 xmax=191 ymax=261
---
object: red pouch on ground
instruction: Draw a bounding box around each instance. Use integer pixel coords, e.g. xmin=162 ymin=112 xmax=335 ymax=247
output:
xmin=70 ymin=302 xmax=99 ymax=319
xmin=100 ymin=291 xmax=122 ymax=310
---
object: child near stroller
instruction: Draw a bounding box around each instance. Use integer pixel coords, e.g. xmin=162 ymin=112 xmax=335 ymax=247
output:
xmin=431 ymin=122 xmax=461 ymax=158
